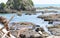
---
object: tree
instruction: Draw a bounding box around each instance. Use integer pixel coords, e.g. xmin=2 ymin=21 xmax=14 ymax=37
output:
xmin=0 ymin=3 xmax=6 ymax=9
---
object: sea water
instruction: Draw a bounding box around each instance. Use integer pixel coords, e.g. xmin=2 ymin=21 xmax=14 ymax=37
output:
xmin=34 ymin=4 xmax=60 ymax=7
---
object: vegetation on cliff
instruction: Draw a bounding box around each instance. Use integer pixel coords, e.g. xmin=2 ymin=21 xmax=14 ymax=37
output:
xmin=6 ymin=0 xmax=35 ymax=11
xmin=0 ymin=0 xmax=35 ymax=13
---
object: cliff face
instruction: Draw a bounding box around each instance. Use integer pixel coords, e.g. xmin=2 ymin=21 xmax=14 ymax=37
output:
xmin=6 ymin=0 xmax=35 ymax=11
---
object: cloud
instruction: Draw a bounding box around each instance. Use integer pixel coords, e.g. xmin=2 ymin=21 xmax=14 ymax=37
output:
xmin=32 ymin=0 xmax=60 ymax=4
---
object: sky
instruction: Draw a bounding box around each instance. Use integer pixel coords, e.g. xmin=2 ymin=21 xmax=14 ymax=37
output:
xmin=0 ymin=0 xmax=60 ymax=4
xmin=0 ymin=0 xmax=8 ymax=4
xmin=32 ymin=0 xmax=60 ymax=4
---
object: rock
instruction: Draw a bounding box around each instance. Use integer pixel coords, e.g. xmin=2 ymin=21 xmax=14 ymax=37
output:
xmin=48 ymin=21 xmax=53 ymax=24
xmin=36 ymin=25 xmax=40 ymax=27
xmin=17 ymin=28 xmax=42 ymax=38
xmin=9 ymin=22 xmax=36 ymax=30
xmin=25 ymin=13 xmax=32 ymax=15
xmin=19 ymin=34 xmax=26 ymax=38
xmin=17 ymin=11 xmax=22 ymax=16
xmin=48 ymin=25 xmax=60 ymax=36
xmin=47 ymin=35 xmax=60 ymax=38
xmin=33 ymin=34 xmax=41 ymax=37
xmin=37 ymin=15 xmax=48 ymax=19
xmin=29 ymin=35 xmax=35 ymax=38
xmin=37 ymin=14 xmax=60 ymax=21
xmin=35 ymin=28 xmax=44 ymax=32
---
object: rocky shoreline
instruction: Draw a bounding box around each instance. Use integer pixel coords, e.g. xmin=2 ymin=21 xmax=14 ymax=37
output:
xmin=9 ymin=22 xmax=60 ymax=38
xmin=0 ymin=16 xmax=60 ymax=38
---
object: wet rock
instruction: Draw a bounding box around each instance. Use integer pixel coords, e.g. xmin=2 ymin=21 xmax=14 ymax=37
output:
xmin=35 ymin=28 xmax=44 ymax=32
xmin=36 ymin=25 xmax=40 ymax=27
xmin=25 ymin=13 xmax=32 ymax=15
xmin=48 ymin=21 xmax=53 ymax=24
xmin=37 ymin=15 xmax=48 ymax=19
xmin=37 ymin=14 xmax=60 ymax=22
